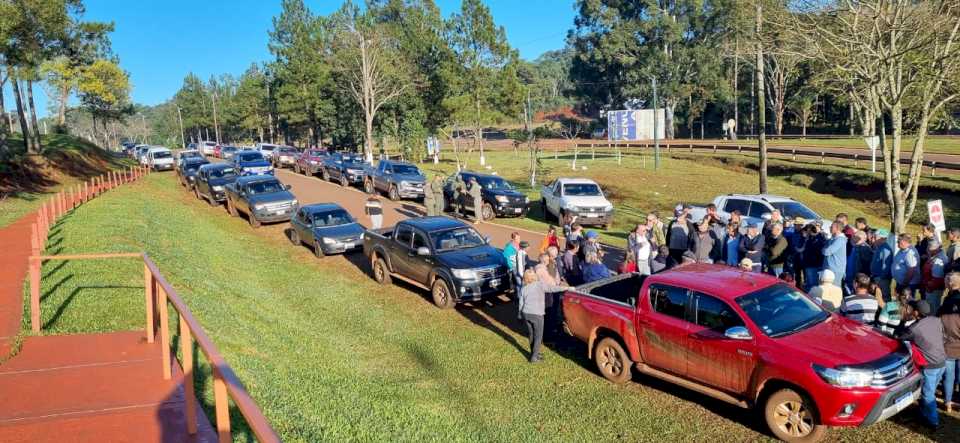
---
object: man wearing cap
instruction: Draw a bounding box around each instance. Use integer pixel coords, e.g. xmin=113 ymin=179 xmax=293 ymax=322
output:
xmin=582 ymin=230 xmax=602 ymax=261
xmin=514 ymin=240 xmax=530 ymax=291
xmin=739 ymin=223 xmax=765 ymax=272
xmin=822 ymin=221 xmax=847 ymax=287
xmin=897 ymin=300 xmax=946 ymax=431
xmin=922 ymin=240 xmax=948 ymax=311
xmin=809 ymin=269 xmax=842 ymax=311
xmin=871 ymin=229 xmax=894 ymax=301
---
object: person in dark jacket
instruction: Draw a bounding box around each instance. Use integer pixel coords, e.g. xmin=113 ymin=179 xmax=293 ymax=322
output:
xmin=766 ymin=223 xmax=789 ymax=277
xmin=666 ymin=208 xmax=694 ymax=264
xmin=798 ymin=223 xmax=826 ymax=291
xmin=940 ymin=273 xmax=960 ymax=413
xmin=689 ymin=218 xmax=719 ymax=264
xmin=898 ymin=300 xmax=946 ymax=430
xmin=739 ymin=223 xmax=765 ymax=272
xmin=846 ymin=230 xmax=873 ymax=293
xmin=581 ymin=252 xmax=611 ymax=283
xmin=559 ymin=241 xmax=583 ymax=286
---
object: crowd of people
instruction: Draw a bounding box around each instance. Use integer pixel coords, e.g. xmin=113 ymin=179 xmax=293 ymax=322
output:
xmin=504 ymin=205 xmax=960 ymax=430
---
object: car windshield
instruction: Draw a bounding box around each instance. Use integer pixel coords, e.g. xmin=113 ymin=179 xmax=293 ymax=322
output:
xmin=312 ymin=209 xmax=354 ymax=227
xmin=736 ymin=284 xmax=829 ymax=338
xmin=184 ymin=163 xmax=205 ymax=172
xmin=208 ymin=167 xmax=236 ymax=178
xmin=278 ymin=148 xmax=297 ymax=154
xmin=152 ymin=151 xmax=172 ymax=159
xmin=390 ymin=164 xmax=420 ymax=175
xmin=771 ymin=202 xmax=819 ymax=221
xmin=260 ymin=145 xmax=276 ymax=151
xmin=306 ymin=149 xmax=325 ymax=157
xmin=563 ymin=183 xmax=601 ymax=196
xmin=430 ymin=227 xmax=486 ymax=251
xmin=182 ymin=152 xmax=201 ymax=158
xmin=204 ymin=142 xmax=216 ymax=146
xmin=222 ymin=147 xmax=237 ymax=152
xmin=238 ymin=153 xmax=263 ymax=162
xmin=248 ymin=180 xmax=284 ymax=195
xmin=477 ymin=176 xmax=513 ymax=190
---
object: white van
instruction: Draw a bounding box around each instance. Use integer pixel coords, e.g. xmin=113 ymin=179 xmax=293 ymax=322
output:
xmin=255 ymin=143 xmax=279 ymax=159
xmin=200 ymin=141 xmax=218 ymax=156
xmin=147 ymin=147 xmax=175 ymax=171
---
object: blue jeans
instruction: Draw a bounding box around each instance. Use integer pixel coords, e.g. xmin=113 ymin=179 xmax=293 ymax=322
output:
xmin=803 ymin=268 xmax=820 ymax=292
xmin=922 ymin=366 xmax=946 ymax=426
xmin=945 ymin=359 xmax=959 ymax=406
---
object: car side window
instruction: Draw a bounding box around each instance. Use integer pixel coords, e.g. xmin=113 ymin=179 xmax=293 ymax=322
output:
xmin=723 ymin=198 xmax=750 ymax=215
xmin=692 ymin=292 xmax=744 ymax=331
xmin=554 ymin=184 xmax=562 ymax=197
xmin=395 ymin=225 xmax=413 ymax=247
xmin=649 ymin=285 xmax=689 ymax=321
xmin=412 ymin=231 xmax=429 ymax=250
xmin=747 ymin=202 xmax=768 ymax=218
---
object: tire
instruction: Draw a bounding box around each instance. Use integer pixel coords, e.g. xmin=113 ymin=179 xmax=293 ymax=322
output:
xmin=764 ymin=389 xmax=826 ymax=443
xmin=322 ymin=169 xmax=331 ymax=181
xmin=207 ymin=194 xmax=218 ymax=206
xmin=481 ymin=203 xmax=495 ymax=221
xmin=194 ymin=187 xmax=202 ymax=200
xmin=340 ymin=174 xmax=348 ymax=188
xmin=226 ymin=199 xmax=238 ymax=216
xmin=431 ymin=277 xmax=456 ymax=309
xmin=388 ymin=185 xmax=400 ymax=201
xmin=289 ymin=229 xmax=301 ymax=246
xmin=364 ymin=180 xmax=375 ymax=194
xmin=594 ymin=337 xmax=632 ymax=384
xmin=541 ymin=199 xmax=551 ymax=221
xmin=372 ymin=257 xmax=391 ymax=285
xmin=313 ymin=241 xmax=325 ymax=258
xmin=294 ymin=164 xmax=301 ymax=174
xmin=248 ymin=213 xmax=261 ymax=228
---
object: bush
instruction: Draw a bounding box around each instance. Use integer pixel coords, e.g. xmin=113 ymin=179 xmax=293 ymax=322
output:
xmin=788 ymin=173 xmax=815 ymax=187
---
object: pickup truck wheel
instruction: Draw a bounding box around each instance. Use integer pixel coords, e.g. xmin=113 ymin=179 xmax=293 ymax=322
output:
xmin=288 ymin=229 xmax=301 ymax=246
xmin=313 ymin=241 xmax=325 ymax=258
xmin=481 ymin=203 xmax=495 ymax=221
xmin=388 ymin=185 xmax=400 ymax=201
xmin=764 ymin=389 xmax=826 ymax=442
xmin=194 ymin=187 xmax=202 ymax=200
xmin=206 ymin=194 xmax=218 ymax=206
xmin=431 ymin=278 xmax=456 ymax=309
xmin=294 ymin=164 xmax=301 ymax=174
xmin=372 ymin=257 xmax=391 ymax=285
xmin=248 ymin=214 xmax=261 ymax=228
xmin=340 ymin=175 xmax=348 ymax=187
xmin=364 ymin=180 xmax=375 ymax=194
xmin=540 ymin=199 xmax=551 ymax=221
xmin=322 ymin=169 xmax=331 ymax=181
xmin=594 ymin=337 xmax=632 ymax=384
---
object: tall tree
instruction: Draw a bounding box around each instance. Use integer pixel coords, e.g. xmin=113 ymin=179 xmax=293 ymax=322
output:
xmin=446 ymin=0 xmax=521 ymax=165
xmin=756 ymin=1 xmax=767 ymax=193
xmin=77 ymin=59 xmax=131 ymax=148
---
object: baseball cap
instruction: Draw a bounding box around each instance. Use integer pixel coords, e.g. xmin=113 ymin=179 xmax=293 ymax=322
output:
xmin=586 ymin=231 xmax=599 ymax=239
xmin=875 ymin=228 xmax=890 ymax=238
xmin=519 ymin=241 xmax=530 ymax=248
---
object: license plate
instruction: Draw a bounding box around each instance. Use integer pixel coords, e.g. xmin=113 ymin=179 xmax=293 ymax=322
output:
xmin=893 ymin=391 xmax=914 ymax=412
xmin=489 ymin=278 xmax=500 ymax=287
xmin=272 ymin=210 xmax=286 ymax=215
xmin=584 ymin=213 xmax=599 ymax=217
xmin=344 ymin=242 xmax=355 ymax=249
xmin=513 ymin=208 xmax=521 ymax=213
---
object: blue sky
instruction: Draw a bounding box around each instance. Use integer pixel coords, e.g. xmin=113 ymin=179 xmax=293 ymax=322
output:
xmin=6 ymin=0 xmax=576 ymax=118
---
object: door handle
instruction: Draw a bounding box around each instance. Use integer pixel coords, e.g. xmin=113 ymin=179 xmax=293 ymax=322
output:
xmin=568 ymin=298 xmax=580 ymax=304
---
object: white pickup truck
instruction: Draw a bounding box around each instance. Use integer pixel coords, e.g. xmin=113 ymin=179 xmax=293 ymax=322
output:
xmin=688 ymin=194 xmax=832 ymax=229
xmin=540 ymin=178 xmax=614 ymax=228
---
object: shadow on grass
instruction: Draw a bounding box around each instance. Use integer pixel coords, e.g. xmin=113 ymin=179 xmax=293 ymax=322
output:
xmin=42 ymin=285 xmax=142 ymax=330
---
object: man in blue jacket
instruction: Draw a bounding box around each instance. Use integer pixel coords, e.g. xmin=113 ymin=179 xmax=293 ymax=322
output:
xmin=822 ymin=221 xmax=847 ymax=287
xmin=870 ymin=229 xmax=894 ymax=301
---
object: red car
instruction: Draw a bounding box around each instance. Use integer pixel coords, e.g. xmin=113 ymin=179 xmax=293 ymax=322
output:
xmin=294 ymin=148 xmax=328 ymax=176
xmin=563 ymin=264 xmax=919 ymax=442
xmin=213 ymin=144 xmax=223 ymax=158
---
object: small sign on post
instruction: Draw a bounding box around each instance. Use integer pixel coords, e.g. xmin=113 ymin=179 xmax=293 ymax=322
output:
xmin=864 ymin=135 xmax=880 ymax=173
xmin=928 ymin=199 xmax=946 ymax=239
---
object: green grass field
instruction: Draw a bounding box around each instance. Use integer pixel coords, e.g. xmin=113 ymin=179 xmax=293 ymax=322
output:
xmin=25 ymin=172 xmax=949 ymax=442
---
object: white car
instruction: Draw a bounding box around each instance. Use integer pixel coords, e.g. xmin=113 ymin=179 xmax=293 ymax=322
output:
xmin=255 ymin=143 xmax=279 ymax=159
xmin=199 ymin=141 xmax=218 ymax=156
xmin=688 ymin=194 xmax=832 ymax=230
xmin=540 ymin=178 xmax=614 ymax=227
xmin=146 ymin=147 xmax=175 ymax=171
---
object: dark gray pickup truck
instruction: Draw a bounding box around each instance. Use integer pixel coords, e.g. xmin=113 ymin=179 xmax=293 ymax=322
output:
xmin=224 ymin=175 xmax=298 ymax=228
xmin=363 ymin=216 xmax=511 ymax=308
xmin=363 ymin=159 xmax=426 ymax=201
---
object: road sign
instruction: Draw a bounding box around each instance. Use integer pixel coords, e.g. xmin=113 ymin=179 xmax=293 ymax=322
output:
xmin=928 ymin=199 xmax=946 ymax=234
xmin=864 ymin=136 xmax=880 ymax=173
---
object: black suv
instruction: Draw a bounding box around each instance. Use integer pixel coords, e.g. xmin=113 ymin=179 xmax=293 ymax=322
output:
xmin=443 ymin=171 xmax=529 ymax=221
xmin=194 ymin=163 xmax=239 ymax=206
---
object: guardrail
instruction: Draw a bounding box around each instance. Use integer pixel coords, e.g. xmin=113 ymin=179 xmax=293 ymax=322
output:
xmin=26 ymin=251 xmax=280 ymax=443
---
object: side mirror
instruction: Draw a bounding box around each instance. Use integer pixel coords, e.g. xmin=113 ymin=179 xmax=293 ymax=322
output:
xmin=384 ymin=170 xmax=392 ymax=175
xmin=284 ymin=184 xmax=292 ymax=191
xmin=724 ymin=326 xmax=753 ymax=340
xmin=416 ymin=246 xmax=430 ymax=256
xmin=761 ymin=213 xmax=772 ymax=221
xmin=483 ymin=235 xmax=492 ymax=244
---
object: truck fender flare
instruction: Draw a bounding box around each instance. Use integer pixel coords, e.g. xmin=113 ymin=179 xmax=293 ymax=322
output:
xmin=428 ymin=269 xmax=454 ymax=291
xmin=588 ymin=327 xmax=637 ymax=363
xmin=753 ymin=378 xmax=817 ymax=417
xmin=370 ymin=247 xmax=393 ymax=272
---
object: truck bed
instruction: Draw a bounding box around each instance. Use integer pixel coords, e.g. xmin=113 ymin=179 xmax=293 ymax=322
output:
xmin=573 ymin=273 xmax=646 ymax=306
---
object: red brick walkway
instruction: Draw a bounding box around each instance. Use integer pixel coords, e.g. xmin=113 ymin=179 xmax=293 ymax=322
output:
xmin=0 ymin=211 xmax=217 ymax=442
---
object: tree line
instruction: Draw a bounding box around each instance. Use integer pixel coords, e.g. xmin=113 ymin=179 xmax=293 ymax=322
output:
xmin=0 ymin=0 xmax=131 ymax=158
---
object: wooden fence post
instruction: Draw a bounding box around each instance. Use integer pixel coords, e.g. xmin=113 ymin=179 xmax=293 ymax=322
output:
xmin=29 ymin=224 xmax=41 ymax=333
xmin=180 ymin=315 xmax=198 ymax=435
xmin=792 ymin=149 xmax=797 ymax=161
xmin=931 ymin=162 xmax=937 ymax=177
xmin=854 ymin=154 xmax=859 ymax=168
xmin=144 ymin=264 xmax=155 ymax=343
xmin=820 ymin=152 xmax=825 ymax=164
xmin=158 ymin=285 xmax=172 ymax=380
xmin=214 ymin=369 xmax=232 ymax=442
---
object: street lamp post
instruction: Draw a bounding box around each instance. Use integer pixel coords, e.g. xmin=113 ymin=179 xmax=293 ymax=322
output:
xmin=176 ymin=105 xmax=186 ymax=149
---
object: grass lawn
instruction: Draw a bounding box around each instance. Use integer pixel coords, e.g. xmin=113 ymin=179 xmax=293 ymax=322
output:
xmin=0 ymin=134 xmax=131 ymax=228
xmin=415 ymin=149 xmax=919 ymax=247
xmin=25 ymin=172 xmax=948 ymax=442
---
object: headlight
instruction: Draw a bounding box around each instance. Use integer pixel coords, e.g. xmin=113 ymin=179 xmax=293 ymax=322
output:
xmin=400 ymin=180 xmax=410 ymax=188
xmin=495 ymin=195 xmax=509 ymax=203
xmin=604 ymin=204 xmax=614 ymax=212
xmin=812 ymin=364 xmax=875 ymax=388
xmin=310 ymin=160 xmax=318 ymax=165
xmin=524 ymin=196 xmax=530 ymax=203
xmin=212 ymin=185 xmax=224 ymax=191
xmin=291 ymin=200 xmax=299 ymax=207
xmin=322 ymin=237 xmax=337 ymax=245
xmin=254 ymin=203 xmax=266 ymax=211
xmin=451 ymin=269 xmax=478 ymax=280
xmin=563 ymin=202 xmax=577 ymax=210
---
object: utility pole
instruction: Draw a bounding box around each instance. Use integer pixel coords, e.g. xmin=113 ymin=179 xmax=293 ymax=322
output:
xmin=176 ymin=105 xmax=186 ymax=149
xmin=756 ymin=1 xmax=768 ymax=194
xmin=140 ymin=113 xmax=147 ymax=143
xmin=525 ymin=90 xmax=536 ymax=186
xmin=652 ymin=76 xmax=660 ymax=170
xmin=211 ymin=91 xmax=221 ymax=144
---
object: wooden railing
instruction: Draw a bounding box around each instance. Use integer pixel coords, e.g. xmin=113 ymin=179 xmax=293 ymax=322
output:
xmin=27 ymin=252 xmax=280 ymax=443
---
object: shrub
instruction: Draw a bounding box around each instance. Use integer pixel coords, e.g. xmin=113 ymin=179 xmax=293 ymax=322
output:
xmin=788 ymin=173 xmax=815 ymax=187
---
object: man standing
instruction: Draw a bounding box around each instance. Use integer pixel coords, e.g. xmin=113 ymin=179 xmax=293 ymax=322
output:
xmin=845 ymin=230 xmax=873 ymax=293
xmin=432 ymin=175 xmax=445 ymax=216
xmin=423 ymin=175 xmax=437 ymax=216
xmin=766 ymin=223 xmax=788 ymax=277
xmin=452 ymin=174 xmax=466 ymax=218
xmin=871 ymin=229 xmax=894 ymax=301
xmin=897 ymin=300 xmax=946 ymax=431
xmin=923 ymin=240 xmax=948 ymax=312
xmin=469 ymin=177 xmax=484 ymax=224
xmin=822 ymin=221 xmax=847 ymax=287
xmin=893 ymin=234 xmax=922 ymax=298
xmin=739 ymin=224 xmax=765 ymax=272
xmin=946 ymin=228 xmax=960 ymax=264
xmin=690 ymin=219 xmax=717 ymax=264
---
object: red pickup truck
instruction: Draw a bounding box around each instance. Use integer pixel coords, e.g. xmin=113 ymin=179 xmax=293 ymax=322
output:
xmin=563 ymin=264 xmax=920 ymax=442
